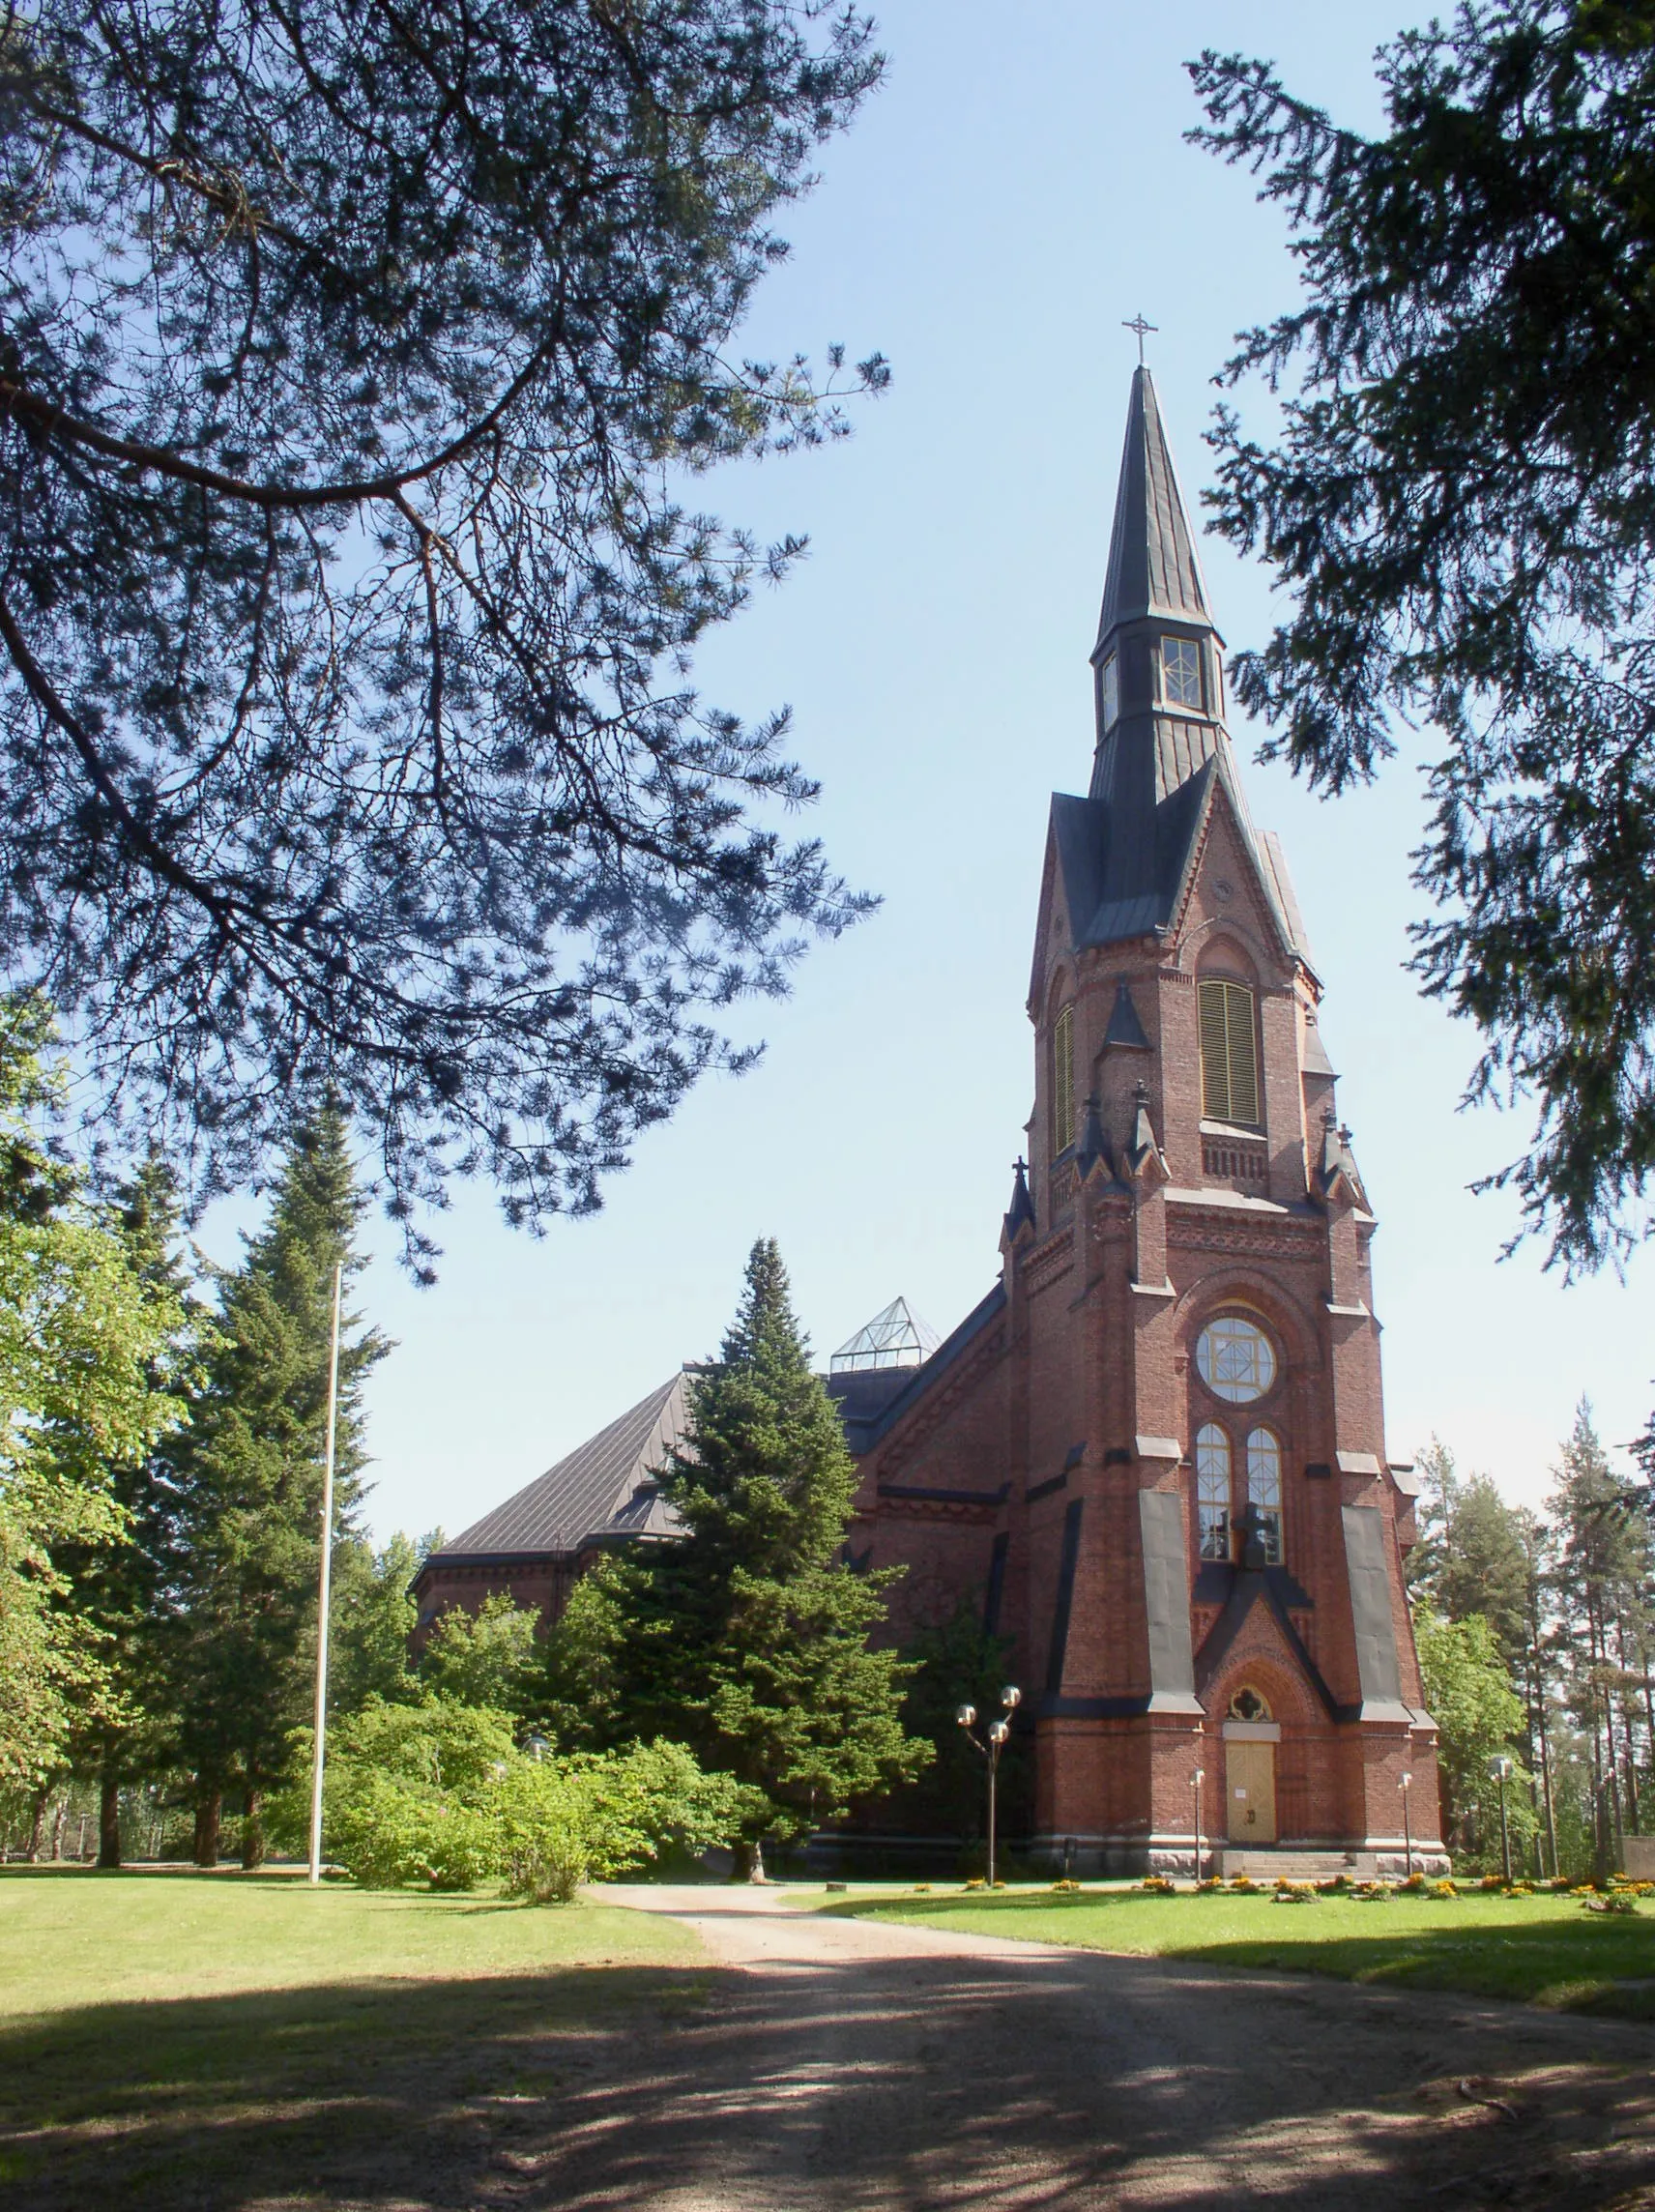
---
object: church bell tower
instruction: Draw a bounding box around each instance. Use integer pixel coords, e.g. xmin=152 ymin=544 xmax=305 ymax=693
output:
xmin=852 ymin=364 xmax=1443 ymax=1876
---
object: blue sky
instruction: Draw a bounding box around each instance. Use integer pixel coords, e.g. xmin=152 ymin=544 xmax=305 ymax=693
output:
xmin=201 ymin=2 xmax=1651 ymax=1541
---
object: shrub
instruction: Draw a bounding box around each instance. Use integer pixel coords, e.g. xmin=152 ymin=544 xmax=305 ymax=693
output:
xmin=1229 ymin=1877 xmax=1258 ymax=1893
xmin=286 ymin=1695 xmax=740 ymax=1901
xmin=1140 ymin=1875 xmax=1176 ymax=1893
xmin=496 ymin=1740 xmax=741 ymax=1904
xmin=1197 ymin=1877 xmax=1225 ymax=1894
xmin=1051 ymin=1877 xmax=1081 ymax=1893
xmin=1272 ymin=1884 xmax=1317 ymax=1904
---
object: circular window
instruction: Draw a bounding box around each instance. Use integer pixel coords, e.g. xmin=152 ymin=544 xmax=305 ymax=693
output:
xmin=1195 ymin=1314 xmax=1277 ymax=1404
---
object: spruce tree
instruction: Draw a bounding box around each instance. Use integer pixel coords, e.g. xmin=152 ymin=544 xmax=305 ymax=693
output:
xmin=60 ymin=1154 xmax=207 ymax=1865
xmin=608 ymin=1239 xmax=928 ymax=1874
xmin=173 ymin=1104 xmax=389 ymax=1866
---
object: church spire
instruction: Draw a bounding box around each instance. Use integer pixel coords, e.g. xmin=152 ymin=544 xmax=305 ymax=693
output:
xmin=1092 ymin=365 xmax=1216 ymax=660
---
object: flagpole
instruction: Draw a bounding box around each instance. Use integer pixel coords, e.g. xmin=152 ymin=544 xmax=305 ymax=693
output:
xmin=307 ymin=1261 xmax=343 ymax=1886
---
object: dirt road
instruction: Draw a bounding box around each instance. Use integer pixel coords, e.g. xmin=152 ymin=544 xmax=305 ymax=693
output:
xmin=560 ymin=1882 xmax=1655 ymax=2209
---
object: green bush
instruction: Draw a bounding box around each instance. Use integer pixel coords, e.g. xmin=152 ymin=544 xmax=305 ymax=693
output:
xmin=495 ymin=1741 xmax=738 ymax=1904
xmin=280 ymin=1697 xmax=741 ymax=1901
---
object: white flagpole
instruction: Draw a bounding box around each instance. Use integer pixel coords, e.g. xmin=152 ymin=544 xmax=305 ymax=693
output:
xmin=307 ymin=1262 xmax=344 ymax=1886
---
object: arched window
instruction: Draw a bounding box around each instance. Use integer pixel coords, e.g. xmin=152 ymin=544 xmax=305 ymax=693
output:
xmin=1198 ymin=976 xmax=1260 ymax=1126
xmin=1051 ymin=1003 xmax=1075 ymax=1154
xmin=1195 ymin=1424 xmax=1231 ymax=1561
xmin=1247 ymin=1428 xmax=1283 ymax=1565
xmin=1195 ymin=1315 xmax=1277 ymax=1404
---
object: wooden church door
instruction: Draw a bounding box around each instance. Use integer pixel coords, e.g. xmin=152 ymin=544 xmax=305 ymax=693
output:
xmin=1226 ymin=1740 xmax=1277 ymax=1843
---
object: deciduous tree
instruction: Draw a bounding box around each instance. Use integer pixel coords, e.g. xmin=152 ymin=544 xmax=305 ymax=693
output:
xmin=0 ymin=1003 xmax=186 ymax=1799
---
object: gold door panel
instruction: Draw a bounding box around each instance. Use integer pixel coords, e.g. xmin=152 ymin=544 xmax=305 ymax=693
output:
xmin=1226 ymin=1740 xmax=1277 ymax=1844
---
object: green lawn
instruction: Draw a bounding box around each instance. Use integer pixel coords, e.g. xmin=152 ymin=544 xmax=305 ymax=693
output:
xmin=846 ymin=1883 xmax=1655 ymax=2018
xmin=0 ymin=1867 xmax=709 ymax=2206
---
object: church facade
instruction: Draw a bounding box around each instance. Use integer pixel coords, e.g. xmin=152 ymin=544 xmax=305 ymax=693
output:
xmin=415 ymin=367 xmax=1444 ymax=1876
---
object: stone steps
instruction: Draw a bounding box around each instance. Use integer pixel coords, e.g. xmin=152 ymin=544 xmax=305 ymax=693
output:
xmin=1217 ymin=1848 xmax=1373 ymax=1882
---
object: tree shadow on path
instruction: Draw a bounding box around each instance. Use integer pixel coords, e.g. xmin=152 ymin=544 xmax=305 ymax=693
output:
xmin=2 ymin=1945 xmax=1652 ymax=2210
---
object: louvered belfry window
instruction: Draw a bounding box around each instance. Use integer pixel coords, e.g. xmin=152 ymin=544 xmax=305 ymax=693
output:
xmin=1199 ymin=978 xmax=1260 ymax=1125
xmin=1052 ymin=1004 xmax=1076 ymax=1153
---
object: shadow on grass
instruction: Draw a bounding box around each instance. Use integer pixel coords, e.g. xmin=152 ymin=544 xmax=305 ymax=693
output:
xmin=4 ymin=1941 xmax=1655 ymax=2209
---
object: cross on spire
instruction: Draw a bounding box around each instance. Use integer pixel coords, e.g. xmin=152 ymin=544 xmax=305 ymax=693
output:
xmin=1122 ymin=312 xmax=1157 ymax=364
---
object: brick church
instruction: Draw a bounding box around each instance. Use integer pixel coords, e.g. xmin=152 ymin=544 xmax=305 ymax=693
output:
xmin=415 ymin=365 xmax=1444 ymax=1877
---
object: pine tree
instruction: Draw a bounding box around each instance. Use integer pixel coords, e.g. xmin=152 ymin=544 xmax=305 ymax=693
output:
xmin=1408 ymin=1437 xmax=1532 ymax=1670
xmin=1548 ymin=1399 xmax=1651 ymax=1877
xmin=173 ymin=1104 xmax=389 ymax=1867
xmin=605 ymin=1239 xmax=929 ymax=1874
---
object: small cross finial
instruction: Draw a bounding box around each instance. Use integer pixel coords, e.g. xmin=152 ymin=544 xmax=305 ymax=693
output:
xmin=1122 ymin=312 xmax=1157 ymax=364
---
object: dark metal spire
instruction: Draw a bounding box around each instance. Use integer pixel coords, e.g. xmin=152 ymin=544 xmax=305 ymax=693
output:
xmin=1093 ymin=365 xmax=1213 ymax=655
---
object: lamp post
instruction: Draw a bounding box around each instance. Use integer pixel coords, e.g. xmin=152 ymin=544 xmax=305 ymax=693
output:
xmin=958 ymin=1684 xmax=1021 ymax=1887
xmin=1191 ymin=1766 xmax=1205 ymax=1884
xmin=1399 ymin=1769 xmax=1414 ymax=1880
xmin=1487 ymin=1753 xmax=1514 ymax=1884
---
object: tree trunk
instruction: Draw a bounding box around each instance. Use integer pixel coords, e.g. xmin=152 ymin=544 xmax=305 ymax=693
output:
xmin=49 ymin=1800 xmax=66 ymax=1860
xmin=193 ymin=1790 xmax=221 ymax=1869
xmin=241 ymin=1789 xmax=265 ymax=1871
xmin=26 ymin=1787 xmax=47 ymax=1862
xmin=99 ymin=1774 xmax=122 ymax=1870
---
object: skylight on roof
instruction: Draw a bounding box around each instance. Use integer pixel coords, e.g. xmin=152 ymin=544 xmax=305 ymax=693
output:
xmin=829 ymin=1296 xmax=941 ymax=1374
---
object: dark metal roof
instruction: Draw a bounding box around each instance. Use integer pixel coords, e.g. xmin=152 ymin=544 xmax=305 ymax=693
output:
xmin=1095 ymin=366 xmax=1213 ymax=642
xmin=430 ymin=1372 xmax=689 ymax=1562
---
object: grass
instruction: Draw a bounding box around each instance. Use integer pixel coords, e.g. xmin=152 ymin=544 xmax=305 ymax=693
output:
xmin=844 ymin=1882 xmax=1655 ymax=2019
xmin=0 ymin=1866 xmax=709 ymax=2207
xmin=0 ymin=1860 xmax=696 ymax=2017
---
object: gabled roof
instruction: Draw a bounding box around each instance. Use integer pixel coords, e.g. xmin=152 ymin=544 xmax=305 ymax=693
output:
xmin=1094 ymin=365 xmax=1214 ymax=646
xmin=431 ymin=1372 xmax=689 ymax=1561
xmin=1046 ymin=747 xmax=1315 ymax=972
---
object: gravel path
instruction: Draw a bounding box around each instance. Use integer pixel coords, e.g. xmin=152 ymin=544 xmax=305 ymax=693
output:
xmin=558 ymin=1882 xmax=1655 ymax=2209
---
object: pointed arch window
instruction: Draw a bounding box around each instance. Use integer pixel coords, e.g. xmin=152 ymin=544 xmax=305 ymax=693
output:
xmin=1162 ymin=635 xmax=1203 ymax=709
xmin=1198 ymin=977 xmax=1260 ymax=1126
xmin=1051 ymin=1004 xmax=1075 ymax=1154
xmin=1247 ymin=1428 xmax=1283 ymax=1564
xmin=1195 ymin=1425 xmax=1232 ymax=1561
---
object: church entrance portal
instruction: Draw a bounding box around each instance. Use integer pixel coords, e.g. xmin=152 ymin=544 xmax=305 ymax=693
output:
xmin=1226 ymin=1740 xmax=1276 ymax=1841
